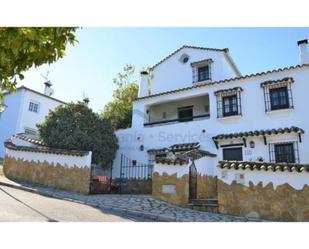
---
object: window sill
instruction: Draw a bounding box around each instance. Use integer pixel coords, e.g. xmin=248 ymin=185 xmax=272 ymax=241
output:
xmin=193 ymin=79 xmax=212 ymax=85
xmin=266 ymin=108 xmax=293 ymax=116
xmin=217 ymin=114 xmax=242 ymax=121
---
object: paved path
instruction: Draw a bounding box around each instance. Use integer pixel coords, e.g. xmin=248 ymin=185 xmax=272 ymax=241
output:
xmin=0 ymin=185 xmax=149 ymax=222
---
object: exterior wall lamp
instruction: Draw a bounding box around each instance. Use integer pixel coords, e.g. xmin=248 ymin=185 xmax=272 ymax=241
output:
xmin=249 ymin=141 xmax=255 ymax=148
xmin=140 ymin=145 xmax=144 ymax=151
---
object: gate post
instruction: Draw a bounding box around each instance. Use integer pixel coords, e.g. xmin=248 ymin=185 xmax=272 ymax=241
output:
xmin=119 ymin=154 xmax=123 ymax=194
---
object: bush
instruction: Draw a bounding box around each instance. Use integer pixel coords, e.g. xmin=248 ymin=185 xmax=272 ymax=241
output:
xmin=37 ymin=102 xmax=118 ymax=166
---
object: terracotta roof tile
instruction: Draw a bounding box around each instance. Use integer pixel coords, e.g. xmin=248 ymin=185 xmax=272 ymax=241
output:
xmin=218 ymin=160 xmax=309 ymax=173
xmin=214 ymin=87 xmax=243 ymax=95
xmin=4 ymin=140 xmax=89 ymax=157
xmin=13 ymin=133 xmax=45 ymax=146
xmin=213 ymin=126 xmax=304 ymax=141
xmin=148 ymin=142 xmax=200 ymax=154
xmin=260 ymin=77 xmax=294 ymax=87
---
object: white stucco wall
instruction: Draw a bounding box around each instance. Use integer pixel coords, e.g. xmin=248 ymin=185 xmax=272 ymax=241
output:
xmin=16 ymin=89 xmax=64 ymax=133
xmin=0 ymin=88 xmax=64 ymax=158
xmin=218 ymin=167 xmax=308 ymax=190
xmin=150 ymin=47 xmax=239 ymax=95
xmin=153 ymin=163 xmax=189 ymax=177
xmin=5 ymin=148 xmax=92 ymax=168
xmin=0 ymin=90 xmax=24 ymax=157
xmin=113 ymin=66 xmax=309 ymax=178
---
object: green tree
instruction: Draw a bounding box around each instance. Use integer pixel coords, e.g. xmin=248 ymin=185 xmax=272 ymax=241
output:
xmin=0 ymin=27 xmax=77 ymax=99
xmin=101 ymin=64 xmax=139 ymax=130
xmin=37 ymin=102 xmax=118 ymax=166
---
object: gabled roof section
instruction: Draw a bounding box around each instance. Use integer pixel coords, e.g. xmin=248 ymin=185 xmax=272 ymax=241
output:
xmin=3 ymin=85 xmax=66 ymax=104
xmin=150 ymin=45 xmax=241 ymax=76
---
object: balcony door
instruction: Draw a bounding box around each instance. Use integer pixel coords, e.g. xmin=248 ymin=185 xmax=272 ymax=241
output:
xmin=178 ymin=106 xmax=193 ymax=122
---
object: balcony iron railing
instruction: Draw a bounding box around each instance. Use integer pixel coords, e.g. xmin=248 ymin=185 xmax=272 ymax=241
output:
xmin=144 ymin=113 xmax=210 ymax=127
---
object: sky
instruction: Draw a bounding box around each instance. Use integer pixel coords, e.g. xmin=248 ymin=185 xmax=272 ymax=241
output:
xmin=19 ymin=27 xmax=309 ymax=113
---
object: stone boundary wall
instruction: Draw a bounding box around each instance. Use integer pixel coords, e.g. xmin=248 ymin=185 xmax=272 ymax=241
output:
xmin=152 ymin=172 xmax=217 ymax=206
xmin=218 ymin=180 xmax=309 ymax=221
xmin=120 ymin=179 xmax=152 ymax=194
xmin=152 ymin=172 xmax=189 ymax=206
xmin=4 ymin=156 xmax=91 ymax=194
xmin=197 ymin=174 xmax=217 ymax=199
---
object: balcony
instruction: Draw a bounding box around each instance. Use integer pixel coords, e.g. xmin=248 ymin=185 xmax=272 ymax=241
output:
xmin=144 ymin=94 xmax=210 ymax=127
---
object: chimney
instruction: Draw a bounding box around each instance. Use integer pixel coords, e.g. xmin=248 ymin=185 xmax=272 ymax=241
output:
xmin=83 ymin=97 xmax=90 ymax=105
xmin=44 ymin=81 xmax=54 ymax=96
xmin=298 ymin=39 xmax=309 ymax=65
xmin=138 ymin=71 xmax=149 ymax=97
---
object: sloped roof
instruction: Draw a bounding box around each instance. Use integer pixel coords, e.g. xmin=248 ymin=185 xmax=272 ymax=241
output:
xmin=135 ymin=63 xmax=309 ymax=102
xmin=218 ymin=160 xmax=309 ymax=173
xmin=150 ymin=45 xmax=241 ymax=76
xmin=148 ymin=142 xmax=200 ymax=154
xmin=3 ymin=85 xmax=66 ymax=104
xmin=5 ymin=140 xmax=89 ymax=157
xmin=151 ymin=45 xmax=226 ymax=69
xmin=212 ymin=126 xmax=305 ymax=141
xmin=13 ymin=133 xmax=45 ymax=146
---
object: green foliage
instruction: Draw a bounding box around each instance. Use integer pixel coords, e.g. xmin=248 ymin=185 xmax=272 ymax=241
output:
xmin=37 ymin=102 xmax=118 ymax=166
xmin=0 ymin=27 xmax=77 ymax=99
xmin=101 ymin=64 xmax=139 ymax=130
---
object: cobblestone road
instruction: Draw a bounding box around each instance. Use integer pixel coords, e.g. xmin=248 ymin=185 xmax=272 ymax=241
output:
xmin=5 ymin=183 xmax=259 ymax=222
xmin=0 ymin=166 xmax=260 ymax=222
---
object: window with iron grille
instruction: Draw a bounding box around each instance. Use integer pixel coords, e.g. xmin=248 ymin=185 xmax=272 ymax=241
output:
xmin=269 ymin=141 xmax=299 ymax=163
xmin=198 ymin=66 xmax=210 ymax=81
xmin=215 ymin=88 xmax=242 ymax=118
xmin=192 ymin=63 xmax=212 ymax=83
xmin=261 ymin=78 xmax=294 ymax=112
xmin=29 ymin=101 xmax=39 ymax=113
xmin=222 ymin=95 xmax=238 ymax=117
xmin=269 ymin=87 xmax=289 ymax=110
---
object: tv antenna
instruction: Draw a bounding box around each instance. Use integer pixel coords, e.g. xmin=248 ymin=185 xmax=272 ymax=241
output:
xmin=41 ymin=71 xmax=50 ymax=82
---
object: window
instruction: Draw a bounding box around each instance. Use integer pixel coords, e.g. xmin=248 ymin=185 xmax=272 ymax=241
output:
xmin=261 ymin=77 xmax=294 ymax=113
xmin=274 ymin=143 xmax=295 ymax=163
xmin=24 ymin=127 xmax=38 ymax=136
xmin=192 ymin=59 xmax=213 ymax=83
xmin=269 ymin=142 xmax=299 ymax=163
xmin=198 ymin=65 xmax=210 ymax=82
xmin=215 ymin=87 xmax=243 ymax=118
xmin=179 ymin=53 xmax=190 ymax=64
xmin=223 ymin=147 xmax=243 ymax=161
xmin=155 ymin=153 xmax=167 ymax=160
xmin=269 ymin=87 xmax=289 ymax=110
xmin=178 ymin=106 xmax=193 ymax=122
xmin=29 ymin=101 xmax=39 ymax=113
xmin=182 ymin=57 xmax=189 ymax=63
xmin=222 ymin=95 xmax=238 ymax=117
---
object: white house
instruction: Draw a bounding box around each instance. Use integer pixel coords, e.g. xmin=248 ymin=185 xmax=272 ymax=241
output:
xmin=113 ymin=40 xmax=309 ymax=176
xmin=0 ymin=82 xmax=65 ymax=159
